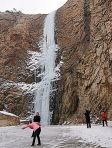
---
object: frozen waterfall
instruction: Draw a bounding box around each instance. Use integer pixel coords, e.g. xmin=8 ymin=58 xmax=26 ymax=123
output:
xmin=33 ymin=11 xmax=59 ymax=125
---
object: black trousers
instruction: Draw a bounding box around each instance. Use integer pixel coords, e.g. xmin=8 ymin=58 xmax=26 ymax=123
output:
xmin=102 ymin=120 xmax=108 ymax=126
xmin=32 ymin=127 xmax=41 ymax=145
xmin=86 ymin=120 xmax=91 ymax=128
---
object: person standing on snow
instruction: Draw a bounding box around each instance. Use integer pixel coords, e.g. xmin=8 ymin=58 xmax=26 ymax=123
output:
xmin=33 ymin=112 xmax=41 ymax=123
xmin=22 ymin=121 xmax=41 ymax=146
xmin=101 ymin=111 xmax=108 ymax=127
xmin=84 ymin=110 xmax=91 ymax=128
xmin=32 ymin=112 xmax=41 ymax=137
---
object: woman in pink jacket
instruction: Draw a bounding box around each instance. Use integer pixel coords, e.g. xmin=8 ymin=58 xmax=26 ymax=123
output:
xmin=22 ymin=121 xmax=41 ymax=146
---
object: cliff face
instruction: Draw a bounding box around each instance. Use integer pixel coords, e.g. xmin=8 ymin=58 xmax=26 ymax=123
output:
xmin=0 ymin=0 xmax=112 ymax=123
xmin=0 ymin=12 xmax=45 ymax=82
xmin=0 ymin=11 xmax=46 ymax=116
xmin=56 ymin=0 xmax=112 ymax=123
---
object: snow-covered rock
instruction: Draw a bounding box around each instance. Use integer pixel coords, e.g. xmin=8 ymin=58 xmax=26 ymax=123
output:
xmin=0 ymin=110 xmax=20 ymax=127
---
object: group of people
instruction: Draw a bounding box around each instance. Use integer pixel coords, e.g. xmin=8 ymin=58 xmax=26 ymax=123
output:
xmin=84 ymin=109 xmax=108 ymax=128
xmin=22 ymin=110 xmax=108 ymax=146
xmin=22 ymin=112 xmax=41 ymax=146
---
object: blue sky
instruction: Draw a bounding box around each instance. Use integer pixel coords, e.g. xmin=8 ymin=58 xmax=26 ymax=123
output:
xmin=0 ymin=0 xmax=67 ymax=14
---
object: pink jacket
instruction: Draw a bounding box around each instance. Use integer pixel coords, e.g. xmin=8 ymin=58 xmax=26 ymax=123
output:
xmin=25 ymin=122 xmax=40 ymax=131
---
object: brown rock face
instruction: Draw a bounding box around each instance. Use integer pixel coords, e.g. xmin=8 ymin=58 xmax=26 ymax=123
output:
xmin=0 ymin=0 xmax=112 ymax=123
xmin=0 ymin=11 xmax=46 ymax=117
xmin=56 ymin=0 xmax=112 ymax=123
xmin=0 ymin=11 xmax=45 ymax=82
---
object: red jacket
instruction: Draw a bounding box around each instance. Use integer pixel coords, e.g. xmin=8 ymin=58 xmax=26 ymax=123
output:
xmin=101 ymin=112 xmax=107 ymax=120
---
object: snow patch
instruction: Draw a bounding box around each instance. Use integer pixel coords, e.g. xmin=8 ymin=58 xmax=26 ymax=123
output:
xmin=69 ymin=123 xmax=112 ymax=148
xmin=0 ymin=111 xmax=18 ymax=117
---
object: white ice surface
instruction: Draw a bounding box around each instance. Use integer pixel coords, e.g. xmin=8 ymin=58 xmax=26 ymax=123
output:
xmin=69 ymin=122 xmax=112 ymax=148
xmin=0 ymin=123 xmax=112 ymax=148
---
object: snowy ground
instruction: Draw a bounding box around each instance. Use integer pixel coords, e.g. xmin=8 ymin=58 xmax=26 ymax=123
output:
xmin=0 ymin=122 xmax=112 ymax=148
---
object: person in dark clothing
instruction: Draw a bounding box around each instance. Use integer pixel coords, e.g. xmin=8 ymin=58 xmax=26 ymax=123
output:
xmin=32 ymin=112 xmax=41 ymax=138
xmin=84 ymin=110 xmax=91 ymax=128
xmin=32 ymin=126 xmax=41 ymax=146
xmin=33 ymin=112 xmax=41 ymax=123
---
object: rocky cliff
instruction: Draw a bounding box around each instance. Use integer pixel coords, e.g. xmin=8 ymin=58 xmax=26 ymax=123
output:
xmin=0 ymin=11 xmax=46 ymax=117
xmin=0 ymin=0 xmax=112 ymax=123
xmin=56 ymin=0 xmax=112 ymax=123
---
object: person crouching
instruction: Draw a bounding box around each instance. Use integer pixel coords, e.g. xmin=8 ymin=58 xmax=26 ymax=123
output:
xmin=22 ymin=121 xmax=41 ymax=146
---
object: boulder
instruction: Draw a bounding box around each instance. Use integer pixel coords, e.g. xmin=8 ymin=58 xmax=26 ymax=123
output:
xmin=0 ymin=111 xmax=20 ymax=127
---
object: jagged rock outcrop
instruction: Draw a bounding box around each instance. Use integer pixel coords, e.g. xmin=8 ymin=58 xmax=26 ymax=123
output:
xmin=0 ymin=11 xmax=46 ymax=117
xmin=55 ymin=0 xmax=112 ymax=123
xmin=0 ymin=11 xmax=45 ymax=82
xmin=0 ymin=0 xmax=112 ymax=123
